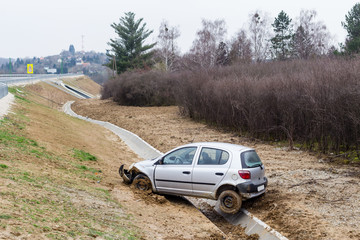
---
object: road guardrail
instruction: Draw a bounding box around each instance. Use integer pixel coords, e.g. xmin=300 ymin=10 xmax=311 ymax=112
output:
xmin=0 ymin=74 xmax=83 ymax=85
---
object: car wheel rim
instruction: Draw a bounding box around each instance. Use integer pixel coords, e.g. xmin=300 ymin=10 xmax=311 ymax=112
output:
xmin=136 ymin=179 xmax=148 ymax=191
xmin=223 ymin=196 xmax=234 ymax=208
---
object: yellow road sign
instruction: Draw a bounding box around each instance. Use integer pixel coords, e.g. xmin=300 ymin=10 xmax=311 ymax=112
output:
xmin=27 ymin=64 xmax=33 ymax=74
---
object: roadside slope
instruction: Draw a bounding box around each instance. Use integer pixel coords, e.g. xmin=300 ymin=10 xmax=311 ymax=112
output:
xmin=0 ymin=87 xmax=139 ymax=239
xmin=0 ymin=82 xmax=225 ymax=239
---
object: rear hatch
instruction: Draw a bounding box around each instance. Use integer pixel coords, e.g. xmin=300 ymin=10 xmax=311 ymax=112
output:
xmin=240 ymin=150 xmax=266 ymax=187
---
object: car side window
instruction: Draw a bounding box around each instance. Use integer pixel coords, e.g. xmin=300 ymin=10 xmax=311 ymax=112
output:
xmin=162 ymin=147 xmax=197 ymax=165
xmin=198 ymin=148 xmax=229 ymax=165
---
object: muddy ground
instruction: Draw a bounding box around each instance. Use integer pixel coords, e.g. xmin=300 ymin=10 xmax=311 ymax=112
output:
xmin=72 ymin=99 xmax=360 ymax=240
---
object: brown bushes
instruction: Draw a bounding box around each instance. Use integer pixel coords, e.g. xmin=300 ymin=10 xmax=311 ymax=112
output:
xmin=101 ymin=71 xmax=177 ymax=106
xmin=102 ymin=58 xmax=360 ymax=154
xmin=177 ymin=58 xmax=360 ymax=154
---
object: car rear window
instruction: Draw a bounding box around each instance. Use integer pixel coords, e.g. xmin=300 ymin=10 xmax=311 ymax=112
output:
xmin=198 ymin=147 xmax=229 ymax=165
xmin=241 ymin=150 xmax=262 ymax=168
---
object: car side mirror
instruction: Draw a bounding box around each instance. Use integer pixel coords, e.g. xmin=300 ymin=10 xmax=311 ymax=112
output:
xmin=156 ymin=159 xmax=163 ymax=165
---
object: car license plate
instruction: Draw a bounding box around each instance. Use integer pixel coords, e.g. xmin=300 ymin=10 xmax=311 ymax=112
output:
xmin=257 ymin=185 xmax=264 ymax=192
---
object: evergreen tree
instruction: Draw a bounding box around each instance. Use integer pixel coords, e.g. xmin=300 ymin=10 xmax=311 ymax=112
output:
xmin=69 ymin=44 xmax=75 ymax=55
xmin=107 ymin=12 xmax=156 ymax=74
xmin=270 ymin=10 xmax=293 ymax=60
xmin=342 ymin=3 xmax=360 ymax=53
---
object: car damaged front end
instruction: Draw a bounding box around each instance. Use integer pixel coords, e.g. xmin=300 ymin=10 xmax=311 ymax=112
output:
xmin=119 ymin=158 xmax=158 ymax=188
xmin=119 ymin=163 xmax=138 ymax=184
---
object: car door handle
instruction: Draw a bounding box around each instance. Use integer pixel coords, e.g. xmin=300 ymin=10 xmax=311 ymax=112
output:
xmin=215 ymin=172 xmax=224 ymax=176
xmin=182 ymin=171 xmax=191 ymax=174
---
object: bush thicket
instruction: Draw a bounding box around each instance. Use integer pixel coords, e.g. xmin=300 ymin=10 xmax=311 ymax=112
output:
xmin=102 ymin=58 xmax=360 ymax=155
xmin=101 ymin=71 xmax=177 ymax=106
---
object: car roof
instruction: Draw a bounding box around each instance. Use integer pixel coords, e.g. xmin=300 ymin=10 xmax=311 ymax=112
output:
xmin=181 ymin=142 xmax=254 ymax=152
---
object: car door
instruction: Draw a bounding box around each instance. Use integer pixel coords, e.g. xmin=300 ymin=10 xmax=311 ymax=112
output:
xmin=154 ymin=147 xmax=198 ymax=195
xmin=191 ymin=147 xmax=231 ymax=197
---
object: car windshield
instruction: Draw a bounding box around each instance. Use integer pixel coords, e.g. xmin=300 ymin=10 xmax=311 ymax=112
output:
xmin=241 ymin=150 xmax=262 ymax=168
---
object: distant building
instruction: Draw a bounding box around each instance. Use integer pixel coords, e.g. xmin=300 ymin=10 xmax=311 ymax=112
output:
xmin=76 ymin=58 xmax=83 ymax=66
xmin=46 ymin=68 xmax=57 ymax=74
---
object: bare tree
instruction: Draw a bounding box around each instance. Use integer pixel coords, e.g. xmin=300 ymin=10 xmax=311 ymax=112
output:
xmin=189 ymin=19 xmax=227 ymax=68
xmin=248 ymin=11 xmax=272 ymax=62
xmin=292 ymin=10 xmax=331 ymax=59
xmin=156 ymin=20 xmax=180 ymax=72
xmin=229 ymin=30 xmax=252 ymax=64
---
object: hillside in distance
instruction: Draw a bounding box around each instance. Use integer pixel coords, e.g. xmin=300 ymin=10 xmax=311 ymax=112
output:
xmin=0 ymin=49 xmax=111 ymax=84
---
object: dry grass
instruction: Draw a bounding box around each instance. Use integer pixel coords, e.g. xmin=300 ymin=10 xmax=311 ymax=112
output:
xmin=0 ymin=87 xmax=140 ymax=239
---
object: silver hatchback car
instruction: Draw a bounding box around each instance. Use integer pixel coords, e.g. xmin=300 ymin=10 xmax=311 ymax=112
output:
xmin=119 ymin=142 xmax=267 ymax=214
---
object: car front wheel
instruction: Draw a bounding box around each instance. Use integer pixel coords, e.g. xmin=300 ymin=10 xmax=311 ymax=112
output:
xmin=133 ymin=174 xmax=152 ymax=192
xmin=218 ymin=190 xmax=242 ymax=214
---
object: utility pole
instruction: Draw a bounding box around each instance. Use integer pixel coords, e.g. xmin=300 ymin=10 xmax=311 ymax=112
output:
xmin=61 ymin=58 xmax=63 ymax=74
xmin=81 ymin=35 xmax=85 ymax=53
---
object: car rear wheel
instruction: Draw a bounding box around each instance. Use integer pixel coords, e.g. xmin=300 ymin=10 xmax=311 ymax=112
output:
xmin=218 ymin=190 xmax=242 ymax=214
xmin=133 ymin=174 xmax=152 ymax=192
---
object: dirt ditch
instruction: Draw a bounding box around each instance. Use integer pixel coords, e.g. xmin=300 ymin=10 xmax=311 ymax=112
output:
xmin=72 ymin=99 xmax=360 ymax=240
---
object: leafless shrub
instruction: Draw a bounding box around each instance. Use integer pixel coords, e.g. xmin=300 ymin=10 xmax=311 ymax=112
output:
xmin=175 ymin=58 xmax=360 ymax=153
xmin=101 ymin=71 xmax=177 ymax=106
xmin=102 ymin=58 xmax=360 ymax=154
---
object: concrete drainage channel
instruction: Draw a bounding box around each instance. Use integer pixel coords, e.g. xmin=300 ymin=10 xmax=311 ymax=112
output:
xmin=63 ymin=101 xmax=288 ymax=240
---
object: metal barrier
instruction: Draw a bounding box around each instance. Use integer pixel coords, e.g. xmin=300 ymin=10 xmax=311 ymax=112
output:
xmin=0 ymin=74 xmax=83 ymax=85
xmin=0 ymin=82 xmax=8 ymax=99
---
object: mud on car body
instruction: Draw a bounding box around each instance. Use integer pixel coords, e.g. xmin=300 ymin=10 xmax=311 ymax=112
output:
xmin=119 ymin=142 xmax=267 ymax=214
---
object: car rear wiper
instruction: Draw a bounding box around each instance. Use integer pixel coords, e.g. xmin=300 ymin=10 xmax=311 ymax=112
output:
xmin=251 ymin=163 xmax=263 ymax=169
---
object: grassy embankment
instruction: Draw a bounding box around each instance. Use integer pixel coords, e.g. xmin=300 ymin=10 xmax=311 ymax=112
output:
xmin=0 ymin=87 xmax=139 ymax=239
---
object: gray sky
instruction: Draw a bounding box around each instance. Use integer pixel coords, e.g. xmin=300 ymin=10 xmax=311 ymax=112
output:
xmin=1 ymin=0 xmax=358 ymax=58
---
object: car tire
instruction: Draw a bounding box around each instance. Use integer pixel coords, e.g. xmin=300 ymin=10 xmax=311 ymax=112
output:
xmin=133 ymin=174 xmax=152 ymax=192
xmin=119 ymin=165 xmax=132 ymax=184
xmin=119 ymin=165 xmax=124 ymax=177
xmin=218 ymin=190 xmax=242 ymax=214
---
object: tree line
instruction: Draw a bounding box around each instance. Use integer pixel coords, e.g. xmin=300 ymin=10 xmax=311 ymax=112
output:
xmin=106 ymin=4 xmax=360 ymax=73
xmin=102 ymin=4 xmax=360 ymax=160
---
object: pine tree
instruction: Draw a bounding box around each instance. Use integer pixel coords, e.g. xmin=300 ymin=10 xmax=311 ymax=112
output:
xmin=69 ymin=45 xmax=75 ymax=55
xmin=342 ymin=3 xmax=360 ymax=53
xmin=107 ymin=12 xmax=156 ymax=74
xmin=270 ymin=11 xmax=293 ymax=60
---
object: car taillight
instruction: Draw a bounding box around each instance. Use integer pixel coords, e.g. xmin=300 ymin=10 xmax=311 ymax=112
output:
xmin=238 ymin=170 xmax=251 ymax=179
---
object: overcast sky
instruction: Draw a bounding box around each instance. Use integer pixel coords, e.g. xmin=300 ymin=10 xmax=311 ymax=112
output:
xmin=0 ymin=0 xmax=358 ymax=58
